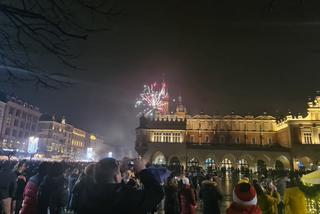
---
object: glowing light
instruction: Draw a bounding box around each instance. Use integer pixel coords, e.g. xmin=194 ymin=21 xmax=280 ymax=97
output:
xmin=28 ymin=137 xmax=39 ymax=154
xmin=135 ymin=82 xmax=168 ymax=116
xmin=90 ymin=135 xmax=96 ymax=141
xmin=108 ymin=152 xmax=113 ymax=158
xmin=87 ymin=147 xmax=94 ymax=160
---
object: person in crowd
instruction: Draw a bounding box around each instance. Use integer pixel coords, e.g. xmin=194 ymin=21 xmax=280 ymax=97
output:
xmin=0 ymin=162 xmax=16 ymax=214
xmin=164 ymin=177 xmax=180 ymax=214
xmin=226 ymin=182 xmax=262 ymax=214
xmin=276 ymin=174 xmax=288 ymax=214
xmin=38 ymin=162 xmax=68 ymax=214
xmin=12 ymin=160 xmax=28 ymax=214
xmin=67 ymin=168 xmax=80 ymax=210
xmin=254 ymin=182 xmax=280 ymax=214
xmin=178 ymin=177 xmax=197 ymax=214
xmin=76 ymin=158 xmax=164 ymax=214
xmin=70 ymin=163 xmax=95 ymax=214
xmin=199 ymin=176 xmax=223 ymax=214
xmin=20 ymin=162 xmax=51 ymax=214
xmin=283 ymin=177 xmax=307 ymax=214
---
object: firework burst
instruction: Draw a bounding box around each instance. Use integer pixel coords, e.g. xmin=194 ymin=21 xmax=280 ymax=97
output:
xmin=135 ymin=82 xmax=168 ymax=116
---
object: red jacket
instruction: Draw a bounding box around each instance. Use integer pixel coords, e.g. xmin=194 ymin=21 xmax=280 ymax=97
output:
xmin=179 ymin=185 xmax=196 ymax=214
xmin=226 ymin=202 xmax=262 ymax=214
xmin=20 ymin=174 xmax=43 ymax=214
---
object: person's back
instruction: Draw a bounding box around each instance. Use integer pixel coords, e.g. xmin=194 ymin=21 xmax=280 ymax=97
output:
xmin=20 ymin=162 xmax=50 ymax=214
xmin=38 ymin=162 xmax=67 ymax=214
xmin=284 ymin=186 xmax=307 ymax=214
xmin=78 ymin=158 xmax=164 ymax=214
xmin=0 ymin=167 xmax=16 ymax=214
xmin=199 ymin=180 xmax=222 ymax=214
xmin=178 ymin=177 xmax=196 ymax=214
xmin=164 ymin=179 xmax=179 ymax=214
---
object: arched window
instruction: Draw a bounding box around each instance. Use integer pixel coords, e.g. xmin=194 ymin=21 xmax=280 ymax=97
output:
xmin=221 ymin=158 xmax=232 ymax=169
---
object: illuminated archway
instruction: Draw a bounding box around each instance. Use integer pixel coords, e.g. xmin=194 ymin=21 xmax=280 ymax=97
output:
xmin=237 ymin=159 xmax=249 ymax=171
xmin=205 ymin=158 xmax=216 ymax=173
xmin=221 ymin=158 xmax=232 ymax=169
xmin=152 ymin=151 xmax=166 ymax=165
xmin=275 ymin=155 xmax=290 ymax=170
xmin=187 ymin=157 xmax=199 ymax=172
xmin=257 ymin=160 xmax=267 ymax=173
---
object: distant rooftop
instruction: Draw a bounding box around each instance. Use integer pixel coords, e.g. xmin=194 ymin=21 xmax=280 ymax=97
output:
xmin=0 ymin=91 xmax=40 ymax=111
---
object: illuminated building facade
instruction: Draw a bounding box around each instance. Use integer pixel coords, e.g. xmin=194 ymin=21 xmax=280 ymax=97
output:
xmin=38 ymin=115 xmax=73 ymax=157
xmin=136 ymin=96 xmax=320 ymax=172
xmin=0 ymin=93 xmax=41 ymax=152
xmin=38 ymin=115 xmax=103 ymax=159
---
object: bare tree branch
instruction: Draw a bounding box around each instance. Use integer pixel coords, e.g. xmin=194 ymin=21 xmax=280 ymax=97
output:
xmin=0 ymin=0 xmax=120 ymax=88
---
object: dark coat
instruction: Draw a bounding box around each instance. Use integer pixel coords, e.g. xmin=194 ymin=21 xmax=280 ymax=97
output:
xmin=37 ymin=175 xmax=68 ymax=214
xmin=199 ymin=180 xmax=223 ymax=214
xmin=77 ymin=169 xmax=164 ymax=214
xmin=0 ymin=169 xmax=16 ymax=199
xmin=178 ymin=185 xmax=196 ymax=214
xmin=164 ymin=183 xmax=179 ymax=214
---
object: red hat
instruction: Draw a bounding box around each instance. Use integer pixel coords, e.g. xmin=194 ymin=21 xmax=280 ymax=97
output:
xmin=233 ymin=182 xmax=257 ymax=206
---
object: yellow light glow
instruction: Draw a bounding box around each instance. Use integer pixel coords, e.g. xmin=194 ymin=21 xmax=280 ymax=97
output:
xmin=90 ymin=135 xmax=96 ymax=141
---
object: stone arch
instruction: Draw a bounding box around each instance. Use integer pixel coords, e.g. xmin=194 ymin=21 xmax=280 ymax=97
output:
xmin=221 ymin=153 xmax=236 ymax=164
xmin=169 ymin=156 xmax=180 ymax=165
xmin=204 ymin=157 xmax=216 ymax=173
xmin=257 ymin=160 xmax=267 ymax=173
xmin=220 ymin=153 xmax=236 ymax=169
xmin=237 ymin=154 xmax=254 ymax=169
xmin=151 ymin=151 xmax=166 ymax=165
xmin=168 ymin=156 xmax=182 ymax=174
xmin=275 ymin=155 xmax=290 ymax=170
xmin=257 ymin=154 xmax=272 ymax=168
xmin=187 ymin=157 xmax=200 ymax=172
xmin=298 ymin=156 xmax=313 ymax=170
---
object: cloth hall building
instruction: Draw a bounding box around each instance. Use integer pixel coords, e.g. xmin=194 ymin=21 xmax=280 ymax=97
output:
xmin=135 ymin=96 xmax=320 ymax=172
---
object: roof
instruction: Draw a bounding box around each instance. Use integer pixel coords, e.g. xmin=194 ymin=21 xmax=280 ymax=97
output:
xmin=0 ymin=91 xmax=8 ymax=103
xmin=138 ymin=116 xmax=186 ymax=130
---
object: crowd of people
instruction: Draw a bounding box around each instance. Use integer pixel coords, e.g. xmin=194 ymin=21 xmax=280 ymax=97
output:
xmin=0 ymin=158 xmax=313 ymax=214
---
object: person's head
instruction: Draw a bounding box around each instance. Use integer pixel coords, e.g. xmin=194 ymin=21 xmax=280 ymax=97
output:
xmin=84 ymin=163 xmax=95 ymax=178
xmin=181 ymin=177 xmax=190 ymax=186
xmin=48 ymin=162 xmax=64 ymax=177
xmin=95 ymin=158 xmax=121 ymax=184
xmin=38 ymin=162 xmax=50 ymax=176
xmin=233 ymin=182 xmax=257 ymax=206
xmin=14 ymin=160 xmax=27 ymax=173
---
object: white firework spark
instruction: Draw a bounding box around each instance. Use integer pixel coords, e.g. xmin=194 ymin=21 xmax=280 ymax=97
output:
xmin=135 ymin=82 xmax=168 ymax=116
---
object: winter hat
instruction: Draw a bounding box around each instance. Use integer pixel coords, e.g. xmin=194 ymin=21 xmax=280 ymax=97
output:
xmin=233 ymin=182 xmax=257 ymax=206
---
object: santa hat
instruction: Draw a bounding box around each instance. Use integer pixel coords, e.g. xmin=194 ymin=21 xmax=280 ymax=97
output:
xmin=233 ymin=182 xmax=257 ymax=206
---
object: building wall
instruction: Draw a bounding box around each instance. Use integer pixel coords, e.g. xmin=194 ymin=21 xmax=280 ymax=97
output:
xmin=136 ymin=97 xmax=320 ymax=170
xmin=0 ymin=100 xmax=41 ymax=151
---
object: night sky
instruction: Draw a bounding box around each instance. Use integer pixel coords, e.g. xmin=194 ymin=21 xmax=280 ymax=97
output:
xmin=3 ymin=0 xmax=320 ymax=156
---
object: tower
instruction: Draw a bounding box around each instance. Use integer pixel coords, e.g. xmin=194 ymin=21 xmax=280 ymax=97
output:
xmin=161 ymin=81 xmax=169 ymax=115
xmin=176 ymin=95 xmax=187 ymax=117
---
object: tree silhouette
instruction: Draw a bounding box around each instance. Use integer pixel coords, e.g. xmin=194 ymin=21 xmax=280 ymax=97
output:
xmin=0 ymin=0 xmax=121 ymax=88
